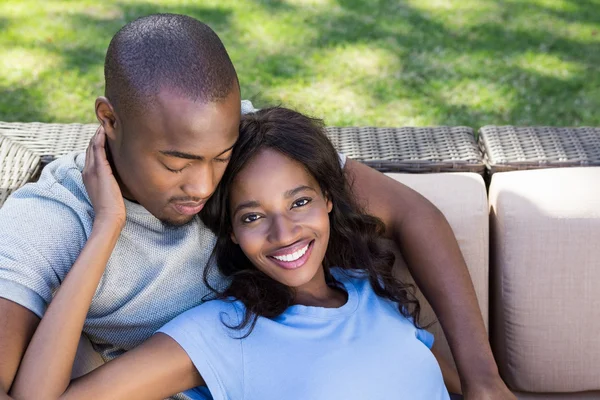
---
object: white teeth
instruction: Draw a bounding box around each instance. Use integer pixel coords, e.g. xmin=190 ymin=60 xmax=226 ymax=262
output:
xmin=273 ymin=243 xmax=309 ymax=262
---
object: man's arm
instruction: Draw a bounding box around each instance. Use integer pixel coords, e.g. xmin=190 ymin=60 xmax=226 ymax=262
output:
xmin=432 ymin=344 xmax=462 ymax=395
xmin=0 ymin=299 xmax=40 ymax=394
xmin=344 ymin=159 xmax=514 ymax=399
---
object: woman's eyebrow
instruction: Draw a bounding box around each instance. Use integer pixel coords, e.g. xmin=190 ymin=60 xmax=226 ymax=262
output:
xmin=232 ymin=200 xmax=261 ymax=217
xmin=232 ymin=186 xmax=316 ymax=217
xmin=283 ymin=185 xmax=316 ymax=198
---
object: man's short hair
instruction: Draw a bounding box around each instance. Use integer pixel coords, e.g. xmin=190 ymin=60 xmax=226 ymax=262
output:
xmin=105 ymin=13 xmax=238 ymax=118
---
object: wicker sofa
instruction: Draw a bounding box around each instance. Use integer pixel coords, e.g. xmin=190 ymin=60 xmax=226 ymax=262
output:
xmin=1 ymin=122 xmax=599 ymax=398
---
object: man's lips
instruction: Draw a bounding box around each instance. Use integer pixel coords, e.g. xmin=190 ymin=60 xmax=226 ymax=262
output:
xmin=171 ymin=201 xmax=205 ymax=216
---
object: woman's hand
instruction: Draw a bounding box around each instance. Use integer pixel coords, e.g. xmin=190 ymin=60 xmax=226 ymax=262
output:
xmin=83 ymin=126 xmax=126 ymax=229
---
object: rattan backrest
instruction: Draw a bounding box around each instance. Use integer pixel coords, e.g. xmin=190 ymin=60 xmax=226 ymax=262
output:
xmin=0 ymin=134 xmax=41 ymax=208
xmin=0 ymin=122 xmax=97 ymax=165
xmin=326 ymin=126 xmax=484 ymax=173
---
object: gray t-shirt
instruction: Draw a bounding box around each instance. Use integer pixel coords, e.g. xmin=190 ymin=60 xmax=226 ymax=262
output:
xmin=0 ymin=151 xmax=226 ymax=360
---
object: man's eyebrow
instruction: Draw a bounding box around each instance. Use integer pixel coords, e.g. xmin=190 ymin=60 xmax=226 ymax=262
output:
xmin=232 ymin=200 xmax=261 ymax=217
xmin=159 ymin=144 xmax=235 ymax=161
xmin=159 ymin=150 xmax=204 ymax=160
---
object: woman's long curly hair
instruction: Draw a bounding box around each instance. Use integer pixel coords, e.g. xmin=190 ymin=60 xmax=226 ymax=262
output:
xmin=201 ymin=107 xmax=421 ymax=335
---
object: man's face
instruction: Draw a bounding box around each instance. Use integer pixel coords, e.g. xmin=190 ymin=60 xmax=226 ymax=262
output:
xmin=107 ymin=88 xmax=241 ymax=225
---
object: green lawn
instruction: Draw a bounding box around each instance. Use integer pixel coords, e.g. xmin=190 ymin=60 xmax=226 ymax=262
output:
xmin=0 ymin=0 xmax=599 ymax=128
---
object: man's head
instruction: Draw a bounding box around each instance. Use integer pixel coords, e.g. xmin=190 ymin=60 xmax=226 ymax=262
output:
xmin=96 ymin=13 xmax=241 ymax=226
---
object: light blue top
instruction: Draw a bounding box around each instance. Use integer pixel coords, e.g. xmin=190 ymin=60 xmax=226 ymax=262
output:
xmin=158 ymin=268 xmax=450 ymax=400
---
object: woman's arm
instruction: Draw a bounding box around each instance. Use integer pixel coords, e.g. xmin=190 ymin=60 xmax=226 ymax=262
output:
xmin=10 ymin=222 xmax=122 ymax=399
xmin=61 ymin=334 xmax=203 ymax=400
xmin=9 ymin=129 xmax=127 ymax=398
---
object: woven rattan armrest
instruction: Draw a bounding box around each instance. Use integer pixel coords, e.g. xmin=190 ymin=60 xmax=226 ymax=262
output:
xmin=479 ymin=126 xmax=600 ymax=174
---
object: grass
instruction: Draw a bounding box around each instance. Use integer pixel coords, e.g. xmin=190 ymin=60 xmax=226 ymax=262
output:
xmin=0 ymin=0 xmax=599 ymax=128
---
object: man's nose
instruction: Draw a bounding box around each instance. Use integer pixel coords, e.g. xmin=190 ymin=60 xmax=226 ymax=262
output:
xmin=181 ymin=164 xmax=215 ymax=200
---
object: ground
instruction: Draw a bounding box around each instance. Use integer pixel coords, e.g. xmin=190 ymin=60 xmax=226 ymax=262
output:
xmin=0 ymin=0 xmax=598 ymax=127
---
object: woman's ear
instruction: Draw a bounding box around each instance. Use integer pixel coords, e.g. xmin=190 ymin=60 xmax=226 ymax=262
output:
xmin=95 ymin=97 xmax=118 ymax=141
xmin=326 ymin=195 xmax=333 ymax=213
xmin=230 ymin=231 xmax=239 ymax=245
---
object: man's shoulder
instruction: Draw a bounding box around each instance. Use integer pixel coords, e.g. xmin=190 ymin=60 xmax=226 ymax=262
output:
xmin=241 ymin=99 xmax=258 ymax=115
xmin=0 ymin=152 xmax=92 ymax=234
xmin=7 ymin=152 xmax=88 ymax=206
xmin=36 ymin=152 xmax=86 ymax=189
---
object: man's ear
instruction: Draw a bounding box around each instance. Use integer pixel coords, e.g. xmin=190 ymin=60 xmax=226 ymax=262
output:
xmin=95 ymin=97 xmax=118 ymax=141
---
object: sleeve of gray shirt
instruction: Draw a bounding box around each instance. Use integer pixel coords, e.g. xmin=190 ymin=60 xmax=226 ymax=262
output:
xmin=0 ymin=160 xmax=91 ymax=317
xmin=240 ymin=100 xmax=347 ymax=169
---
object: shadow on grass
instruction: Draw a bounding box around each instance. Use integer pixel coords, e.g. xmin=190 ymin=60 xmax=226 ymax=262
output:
xmin=0 ymin=2 xmax=234 ymax=122
xmin=53 ymin=2 xmax=234 ymax=78
xmin=250 ymin=0 xmax=599 ymax=126
xmin=0 ymin=83 xmax=51 ymax=123
xmin=1 ymin=0 xmax=598 ymax=126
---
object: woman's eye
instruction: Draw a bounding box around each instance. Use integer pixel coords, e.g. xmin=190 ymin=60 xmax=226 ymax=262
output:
xmin=292 ymin=198 xmax=311 ymax=208
xmin=242 ymin=214 xmax=261 ymax=223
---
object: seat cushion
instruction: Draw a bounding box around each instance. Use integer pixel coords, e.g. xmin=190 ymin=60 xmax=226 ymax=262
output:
xmin=489 ymin=167 xmax=600 ymax=392
xmin=515 ymin=391 xmax=600 ymax=399
xmin=385 ymin=172 xmax=489 ymax=370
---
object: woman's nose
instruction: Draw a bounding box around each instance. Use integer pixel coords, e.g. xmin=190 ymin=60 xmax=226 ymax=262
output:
xmin=267 ymin=214 xmax=300 ymax=245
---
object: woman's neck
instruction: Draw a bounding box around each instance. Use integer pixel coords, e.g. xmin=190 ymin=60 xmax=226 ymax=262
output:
xmin=292 ymin=268 xmax=348 ymax=308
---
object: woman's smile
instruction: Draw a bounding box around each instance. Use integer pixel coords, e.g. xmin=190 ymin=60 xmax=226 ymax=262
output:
xmin=267 ymin=239 xmax=315 ymax=269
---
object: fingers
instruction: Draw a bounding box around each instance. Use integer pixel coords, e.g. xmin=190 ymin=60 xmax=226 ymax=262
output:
xmin=84 ymin=127 xmax=100 ymax=168
xmin=92 ymin=126 xmax=108 ymax=167
xmin=84 ymin=125 xmax=106 ymax=177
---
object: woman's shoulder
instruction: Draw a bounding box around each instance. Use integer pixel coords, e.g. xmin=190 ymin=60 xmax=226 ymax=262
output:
xmin=158 ymin=298 xmax=242 ymax=334
xmin=330 ymin=267 xmax=370 ymax=287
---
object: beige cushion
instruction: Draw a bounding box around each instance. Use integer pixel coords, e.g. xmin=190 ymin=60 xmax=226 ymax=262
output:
xmin=489 ymin=167 xmax=600 ymax=393
xmin=385 ymin=172 xmax=489 ymax=369
xmin=515 ymin=391 xmax=600 ymax=399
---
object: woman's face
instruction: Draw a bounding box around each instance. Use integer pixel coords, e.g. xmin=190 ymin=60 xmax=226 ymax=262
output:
xmin=229 ymin=148 xmax=332 ymax=290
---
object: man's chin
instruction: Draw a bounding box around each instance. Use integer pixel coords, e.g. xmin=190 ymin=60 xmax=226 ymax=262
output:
xmin=159 ymin=214 xmax=195 ymax=227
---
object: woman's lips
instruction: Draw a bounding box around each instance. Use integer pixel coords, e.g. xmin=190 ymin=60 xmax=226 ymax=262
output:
xmin=172 ymin=202 xmax=205 ymax=216
xmin=268 ymin=240 xmax=315 ymax=270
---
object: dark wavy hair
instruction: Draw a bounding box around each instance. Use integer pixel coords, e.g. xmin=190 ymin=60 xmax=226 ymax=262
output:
xmin=201 ymin=107 xmax=421 ymax=335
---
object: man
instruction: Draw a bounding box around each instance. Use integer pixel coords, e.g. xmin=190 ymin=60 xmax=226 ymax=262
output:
xmin=0 ymin=14 xmax=513 ymax=399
